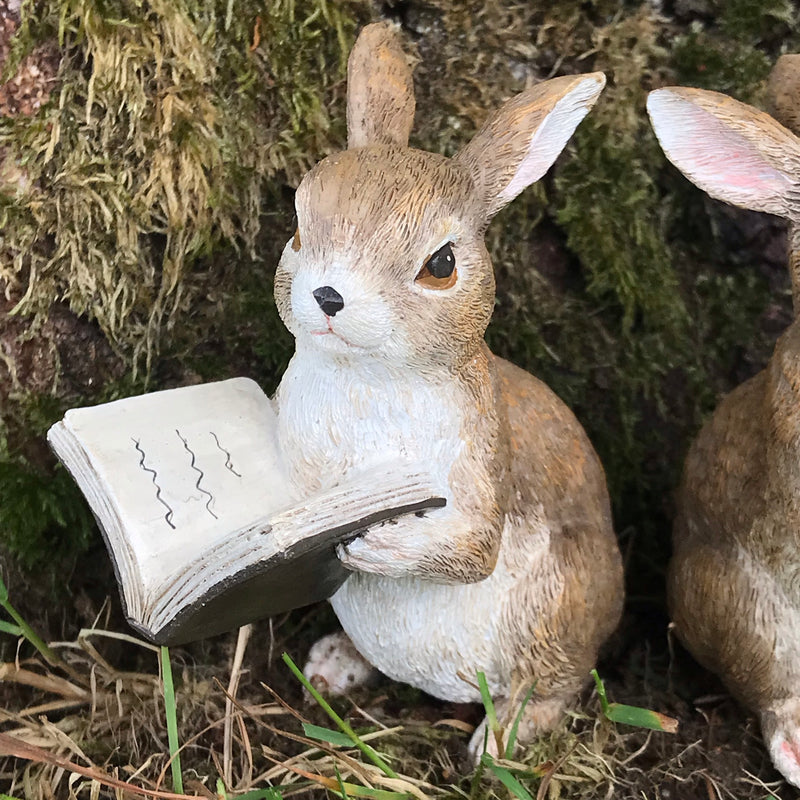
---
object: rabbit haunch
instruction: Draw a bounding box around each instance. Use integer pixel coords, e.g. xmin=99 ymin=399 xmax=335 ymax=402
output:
xmin=272 ymin=21 xmax=623 ymax=758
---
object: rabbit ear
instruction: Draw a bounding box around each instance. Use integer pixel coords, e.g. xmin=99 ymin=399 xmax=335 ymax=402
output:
xmin=647 ymin=87 xmax=800 ymax=218
xmin=455 ymin=73 xmax=605 ymax=221
xmin=347 ymin=23 xmax=415 ymax=148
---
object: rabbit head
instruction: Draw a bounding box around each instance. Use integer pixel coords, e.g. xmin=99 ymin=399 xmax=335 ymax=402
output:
xmin=274 ymin=23 xmax=606 ymax=369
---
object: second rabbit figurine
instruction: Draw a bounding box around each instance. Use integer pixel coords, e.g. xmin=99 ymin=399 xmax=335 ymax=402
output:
xmin=648 ymin=60 xmax=800 ymax=788
xmin=275 ymin=23 xmax=624 ymax=757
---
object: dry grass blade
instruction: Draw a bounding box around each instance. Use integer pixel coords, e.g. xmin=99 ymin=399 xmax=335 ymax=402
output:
xmin=536 ymin=744 xmax=578 ymax=800
xmin=259 ymin=681 xmax=312 ymax=724
xmin=433 ymin=718 xmax=475 ymax=734
xmin=224 ymin=692 xmax=381 ymax=788
xmin=260 ymin=748 xmax=416 ymax=800
xmin=0 ymin=662 xmax=89 ymax=699
xmin=223 ymin=623 xmax=253 ymax=791
xmin=262 ymin=724 xmax=439 ymax=800
xmin=15 ymin=697 xmax=89 ymax=717
xmin=0 ymin=731 xmax=198 ymax=799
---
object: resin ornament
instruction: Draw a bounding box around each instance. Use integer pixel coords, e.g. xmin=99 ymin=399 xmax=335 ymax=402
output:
xmin=275 ymin=22 xmax=624 ymax=757
xmin=648 ymin=59 xmax=800 ymax=788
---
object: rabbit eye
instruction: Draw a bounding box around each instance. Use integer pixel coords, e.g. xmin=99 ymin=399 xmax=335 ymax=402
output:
xmin=415 ymin=242 xmax=457 ymax=290
xmin=292 ymin=228 xmax=301 ymax=252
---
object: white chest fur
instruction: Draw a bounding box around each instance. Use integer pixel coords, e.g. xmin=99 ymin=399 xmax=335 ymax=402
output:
xmin=275 ymin=345 xmax=528 ymax=701
xmin=275 ymin=347 xmax=463 ymax=494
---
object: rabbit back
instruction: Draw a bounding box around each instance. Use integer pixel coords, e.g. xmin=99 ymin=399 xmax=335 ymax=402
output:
xmin=329 ymin=353 xmax=623 ymax=703
xmin=493 ymin=356 xmax=623 ymax=692
xmin=671 ymin=328 xmax=800 ymax=682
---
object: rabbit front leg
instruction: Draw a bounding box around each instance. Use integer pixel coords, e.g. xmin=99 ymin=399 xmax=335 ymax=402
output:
xmin=337 ymin=505 xmax=501 ymax=582
xmin=338 ymin=456 xmax=503 ymax=583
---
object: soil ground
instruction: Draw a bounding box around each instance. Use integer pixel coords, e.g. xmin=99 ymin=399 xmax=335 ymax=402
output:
xmin=0 ymin=553 xmax=796 ymax=799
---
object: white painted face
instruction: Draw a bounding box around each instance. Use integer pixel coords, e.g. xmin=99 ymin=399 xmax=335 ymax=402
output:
xmin=274 ymin=146 xmax=495 ymax=368
xmin=278 ymin=240 xmax=395 ymax=356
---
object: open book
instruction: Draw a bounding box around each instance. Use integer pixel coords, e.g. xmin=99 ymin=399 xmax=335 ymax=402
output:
xmin=48 ymin=378 xmax=445 ymax=645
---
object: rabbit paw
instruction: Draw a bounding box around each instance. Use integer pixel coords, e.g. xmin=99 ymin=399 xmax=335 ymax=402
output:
xmin=303 ymin=631 xmax=377 ymax=697
xmin=467 ymin=715 xmax=503 ymax=764
xmin=467 ymin=696 xmax=567 ymax=766
xmin=764 ymin=700 xmax=800 ymax=788
xmin=336 ymin=523 xmax=422 ymax=576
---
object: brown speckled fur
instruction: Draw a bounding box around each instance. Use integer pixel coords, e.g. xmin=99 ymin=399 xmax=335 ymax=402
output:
xmin=494 ymin=357 xmax=621 ymax=699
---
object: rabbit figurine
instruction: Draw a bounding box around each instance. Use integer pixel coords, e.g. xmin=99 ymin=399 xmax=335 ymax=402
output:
xmin=647 ymin=67 xmax=800 ymax=788
xmin=274 ymin=22 xmax=624 ymax=757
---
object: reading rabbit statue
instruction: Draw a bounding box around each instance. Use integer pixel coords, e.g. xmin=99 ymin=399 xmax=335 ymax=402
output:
xmin=647 ymin=59 xmax=800 ymax=788
xmin=275 ymin=22 xmax=624 ymax=757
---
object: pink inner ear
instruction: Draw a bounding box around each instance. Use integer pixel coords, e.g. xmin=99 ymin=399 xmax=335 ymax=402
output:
xmin=649 ymin=94 xmax=793 ymax=214
xmin=499 ymin=76 xmax=605 ymax=204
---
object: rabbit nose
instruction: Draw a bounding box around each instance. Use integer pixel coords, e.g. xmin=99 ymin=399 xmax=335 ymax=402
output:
xmin=312 ymin=286 xmax=345 ymax=316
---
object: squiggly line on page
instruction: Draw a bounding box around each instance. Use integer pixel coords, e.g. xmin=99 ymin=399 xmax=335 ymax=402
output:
xmin=210 ymin=431 xmax=242 ymax=477
xmin=132 ymin=438 xmax=176 ymax=530
xmin=175 ymin=429 xmax=218 ymax=519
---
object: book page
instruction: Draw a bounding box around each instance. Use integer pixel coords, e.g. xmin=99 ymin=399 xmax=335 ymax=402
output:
xmin=57 ymin=379 xmax=296 ymax=590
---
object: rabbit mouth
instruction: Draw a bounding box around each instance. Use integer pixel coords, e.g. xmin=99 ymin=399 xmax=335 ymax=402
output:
xmin=310 ymin=321 xmax=366 ymax=352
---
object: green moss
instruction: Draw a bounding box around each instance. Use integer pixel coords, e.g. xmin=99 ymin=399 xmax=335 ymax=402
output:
xmin=672 ymin=0 xmax=800 ymax=101
xmin=483 ymin=3 xmax=791 ymax=557
xmin=715 ymin=0 xmax=796 ymax=42
xmin=0 ymin=459 xmax=95 ymax=569
xmin=485 ymin=10 xmax=688 ymax=529
xmin=1 ymin=0 xmax=365 ymax=372
xmin=0 ymin=391 xmax=94 ymax=568
xmin=172 ymin=193 xmax=296 ymax=393
xmin=672 ymin=31 xmax=772 ymax=101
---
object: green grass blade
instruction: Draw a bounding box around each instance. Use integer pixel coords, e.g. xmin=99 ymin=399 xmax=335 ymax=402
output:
xmin=160 ymin=646 xmax=184 ymax=793
xmin=468 ymin=740 xmax=487 ymax=796
xmin=282 ymin=652 xmax=398 ymax=779
xmin=592 ymin=668 xmax=678 ymax=733
xmin=0 ymin=620 xmax=23 ymax=636
xmin=234 ymin=790 xmax=284 ymax=800
xmin=303 ymin=722 xmax=358 ymax=747
xmin=590 ymin=669 xmax=609 ymax=715
xmin=477 ymin=670 xmax=506 ymax=756
xmin=505 ymin=683 xmax=536 ymax=759
xmin=331 ymin=784 xmax=405 ymax=800
xmin=476 ymin=671 xmax=499 ymax=732
xmin=481 ymin=754 xmax=535 ymax=800
xmin=334 ymin=765 xmax=350 ymax=799
xmin=605 ymin=702 xmax=678 ymax=733
xmin=0 ymin=575 xmax=61 ymax=667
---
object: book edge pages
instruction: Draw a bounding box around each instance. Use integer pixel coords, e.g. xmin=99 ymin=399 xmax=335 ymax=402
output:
xmin=147 ymin=495 xmax=446 ymax=644
xmin=47 ymin=420 xmax=145 ymax=622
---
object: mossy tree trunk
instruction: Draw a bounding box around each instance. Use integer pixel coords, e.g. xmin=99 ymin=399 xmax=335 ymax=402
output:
xmin=1 ymin=0 xmax=798 ymax=615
